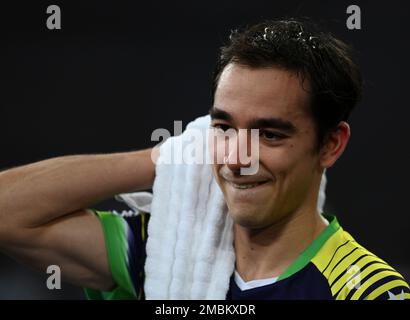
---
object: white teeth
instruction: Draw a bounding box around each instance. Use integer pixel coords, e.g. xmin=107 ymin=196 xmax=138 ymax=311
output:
xmin=230 ymin=182 xmax=265 ymax=189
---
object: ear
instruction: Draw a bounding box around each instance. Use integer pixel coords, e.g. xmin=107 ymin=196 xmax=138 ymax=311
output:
xmin=319 ymin=121 xmax=351 ymax=169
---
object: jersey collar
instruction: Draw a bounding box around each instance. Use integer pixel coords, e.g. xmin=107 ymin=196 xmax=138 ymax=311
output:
xmin=277 ymin=214 xmax=341 ymax=281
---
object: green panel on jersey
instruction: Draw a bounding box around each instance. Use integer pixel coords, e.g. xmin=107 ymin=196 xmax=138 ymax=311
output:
xmin=84 ymin=210 xmax=137 ymax=300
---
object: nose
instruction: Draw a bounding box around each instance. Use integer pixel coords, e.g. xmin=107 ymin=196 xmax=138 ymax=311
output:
xmin=224 ymin=130 xmax=252 ymax=172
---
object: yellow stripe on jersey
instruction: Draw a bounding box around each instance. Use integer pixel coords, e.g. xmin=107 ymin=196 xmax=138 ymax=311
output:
xmin=312 ymin=229 xmax=359 ymax=278
xmin=363 ymin=279 xmax=409 ymax=300
xmin=311 ymin=228 xmax=353 ymax=274
xmin=332 ymin=257 xmax=390 ymax=299
xmin=327 ymin=246 xmax=367 ymax=283
xmin=311 ymin=226 xmax=410 ymax=300
xmin=350 ymin=270 xmax=407 ymax=300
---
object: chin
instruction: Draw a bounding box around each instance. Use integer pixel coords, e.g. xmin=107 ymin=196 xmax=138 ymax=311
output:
xmin=227 ymin=206 xmax=267 ymax=229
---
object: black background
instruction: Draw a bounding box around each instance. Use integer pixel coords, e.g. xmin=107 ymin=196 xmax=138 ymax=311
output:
xmin=0 ymin=0 xmax=409 ymax=299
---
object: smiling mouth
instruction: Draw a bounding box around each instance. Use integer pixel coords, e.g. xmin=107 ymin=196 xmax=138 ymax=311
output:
xmin=226 ymin=180 xmax=269 ymax=189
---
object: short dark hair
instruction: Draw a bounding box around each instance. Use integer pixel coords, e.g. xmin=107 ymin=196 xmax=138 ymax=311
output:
xmin=211 ymin=18 xmax=363 ymax=149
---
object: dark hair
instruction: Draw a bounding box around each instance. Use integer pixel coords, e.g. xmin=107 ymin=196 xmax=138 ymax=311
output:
xmin=211 ymin=18 xmax=363 ymax=149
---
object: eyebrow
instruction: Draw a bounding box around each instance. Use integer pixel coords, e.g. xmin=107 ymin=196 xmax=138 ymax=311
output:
xmin=209 ymin=107 xmax=297 ymax=134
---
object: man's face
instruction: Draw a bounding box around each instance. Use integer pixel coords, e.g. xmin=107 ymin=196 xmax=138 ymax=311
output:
xmin=209 ymin=63 xmax=322 ymax=229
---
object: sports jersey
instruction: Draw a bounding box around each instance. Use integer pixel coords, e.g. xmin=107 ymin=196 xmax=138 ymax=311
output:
xmin=84 ymin=210 xmax=409 ymax=300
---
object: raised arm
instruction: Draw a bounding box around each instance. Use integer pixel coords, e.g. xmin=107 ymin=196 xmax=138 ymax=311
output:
xmin=0 ymin=148 xmax=158 ymax=290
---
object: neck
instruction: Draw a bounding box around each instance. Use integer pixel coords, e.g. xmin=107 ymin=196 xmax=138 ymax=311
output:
xmin=234 ymin=207 xmax=328 ymax=282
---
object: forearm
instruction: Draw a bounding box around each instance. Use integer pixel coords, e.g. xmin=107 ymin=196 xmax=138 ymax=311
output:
xmin=0 ymin=148 xmax=156 ymax=229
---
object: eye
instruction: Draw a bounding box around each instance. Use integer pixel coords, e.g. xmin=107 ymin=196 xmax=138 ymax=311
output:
xmin=260 ymin=130 xmax=285 ymax=141
xmin=211 ymin=123 xmax=231 ymax=132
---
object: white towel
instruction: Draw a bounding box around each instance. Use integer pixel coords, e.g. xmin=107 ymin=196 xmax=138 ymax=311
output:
xmin=116 ymin=114 xmax=327 ymax=299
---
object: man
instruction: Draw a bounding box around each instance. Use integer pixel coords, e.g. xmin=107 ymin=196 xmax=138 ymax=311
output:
xmin=0 ymin=19 xmax=408 ymax=300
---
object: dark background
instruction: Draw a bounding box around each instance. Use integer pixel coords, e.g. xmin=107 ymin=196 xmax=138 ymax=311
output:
xmin=0 ymin=0 xmax=409 ymax=299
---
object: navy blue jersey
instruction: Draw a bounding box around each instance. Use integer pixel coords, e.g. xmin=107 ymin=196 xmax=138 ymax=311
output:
xmin=85 ymin=211 xmax=409 ymax=300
